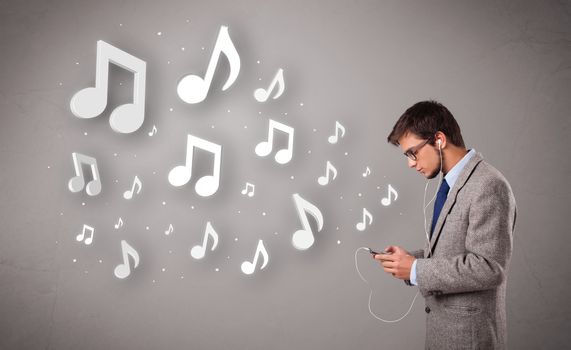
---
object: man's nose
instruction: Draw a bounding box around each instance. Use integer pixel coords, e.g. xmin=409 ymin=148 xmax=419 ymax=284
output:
xmin=408 ymin=158 xmax=416 ymax=168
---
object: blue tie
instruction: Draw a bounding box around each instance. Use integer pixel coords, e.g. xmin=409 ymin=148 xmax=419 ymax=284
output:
xmin=431 ymin=179 xmax=450 ymax=238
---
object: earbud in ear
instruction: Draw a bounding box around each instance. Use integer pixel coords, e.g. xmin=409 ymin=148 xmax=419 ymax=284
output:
xmin=437 ymin=139 xmax=442 ymax=149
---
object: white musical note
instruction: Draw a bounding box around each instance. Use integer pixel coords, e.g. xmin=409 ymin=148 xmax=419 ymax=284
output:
xmin=241 ymin=182 xmax=255 ymax=197
xmin=148 ymin=125 xmax=157 ymax=136
xmin=241 ymin=239 xmax=269 ymax=275
xmin=114 ymin=217 xmax=123 ymax=229
xmin=164 ymin=223 xmax=174 ymax=235
xmin=318 ymin=161 xmax=338 ymax=186
xmin=356 ymin=208 xmax=373 ymax=231
xmin=255 ymin=119 xmax=294 ymax=164
xmin=190 ymin=221 xmax=219 ymax=260
xmin=291 ymin=193 xmax=324 ymax=250
xmin=123 ymin=175 xmax=142 ymax=199
xmin=168 ymin=134 xmax=222 ymax=197
xmin=114 ymin=240 xmax=140 ymax=279
xmin=362 ymin=166 xmax=371 ymax=177
xmin=76 ymin=224 xmax=94 ymax=245
xmin=381 ymin=184 xmax=398 ymax=206
xmin=177 ymin=25 xmax=240 ymax=104
xmin=68 ymin=152 xmax=102 ymax=196
xmin=70 ymin=40 xmax=146 ymax=134
xmin=254 ymin=68 xmax=285 ymax=102
xmin=328 ymin=121 xmax=346 ymax=144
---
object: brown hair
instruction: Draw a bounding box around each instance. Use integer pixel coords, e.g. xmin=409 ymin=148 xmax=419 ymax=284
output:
xmin=387 ymin=100 xmax=465 ymax=148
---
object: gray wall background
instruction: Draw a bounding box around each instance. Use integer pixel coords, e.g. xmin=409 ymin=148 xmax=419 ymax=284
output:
xmin=1 ymin=0 xmax=570 ymax=349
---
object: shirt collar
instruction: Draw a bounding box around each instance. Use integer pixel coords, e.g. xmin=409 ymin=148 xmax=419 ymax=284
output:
xmin=444 ymin=149 xmax=476 ymax=189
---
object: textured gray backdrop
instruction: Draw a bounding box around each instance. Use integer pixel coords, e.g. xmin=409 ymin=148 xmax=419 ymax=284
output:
xmin=1 ymin=0 xmax=570 ymax=349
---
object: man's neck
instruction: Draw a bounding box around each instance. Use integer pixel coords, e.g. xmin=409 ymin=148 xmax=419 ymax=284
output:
xmin=442 ymin=147 xmax=468 ymax=175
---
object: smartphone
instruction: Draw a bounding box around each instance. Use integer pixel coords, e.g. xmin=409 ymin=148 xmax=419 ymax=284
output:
xmin=368 ymin=248 xmax=391 ymax=255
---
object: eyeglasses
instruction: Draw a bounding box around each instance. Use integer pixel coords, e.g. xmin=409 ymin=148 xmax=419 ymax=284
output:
xmin=403 ymin=138 xmax=431 ymax=161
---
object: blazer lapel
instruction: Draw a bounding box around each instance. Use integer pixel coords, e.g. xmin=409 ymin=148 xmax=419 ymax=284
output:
xmin=427 ymin=152 xmax=484 ymax=256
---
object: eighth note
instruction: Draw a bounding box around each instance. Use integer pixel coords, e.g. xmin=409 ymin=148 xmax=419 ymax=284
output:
xmin=328 ymin=121 xmax=346 ymax=144
xmin=177 ymin=25 xmax=241 ymax=104
xmin=68 ymin=152 xmax=102 ymax=196
xmin=114 ymin=217 xmax=124 ymax=229
xmin=190 ymin=221 xmax=219 ymax=260
xmin=168 ymin=134 xmax=222 ymax=197
xmin=381 ymin=184 xmax=398 ymax=206
xmin=254 ymin=68 xmax=285 ymax=102
xmin=148 ymin=125 xmax=157 ymax=136
xmin=76 ymin=224 xmax=94 ymax=245
xmin=318 ymin=161 xmax=338 ymax=186
xmin=241 ymin=182 xmax=255 ymax=197
xmin=70 ymin=40 xmax=147 ymax=134
xmin=291 ymin=193 xmax=324 ymax=250
xmin=356 ymin=208 xmax=373 ymax=232
xmin=362 ymin=166 xmax=371 ymax=177
xmin=114 ymin=240 xmax=140 ymax=279
xmin=123 ymin=175 xmax=142 ymax=200
xmin=255 ymin=119 xmax=295 ymax=165
xmin=241 ymin=239 xmax=269 ymax=275
xmin=164 ymin=224 xmax=174 ymax=235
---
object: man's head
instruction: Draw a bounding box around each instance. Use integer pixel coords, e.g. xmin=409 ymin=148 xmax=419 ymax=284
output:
xmin=387 ymin=100 xmax=466 ymax=179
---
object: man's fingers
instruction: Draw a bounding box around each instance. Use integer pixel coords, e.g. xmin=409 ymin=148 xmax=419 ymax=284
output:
xmin=381 ymin=261 xmax=396 ymax=268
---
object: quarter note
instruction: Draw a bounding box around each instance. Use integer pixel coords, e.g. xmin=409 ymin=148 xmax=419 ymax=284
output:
xmin=114 ymin=217 xmax=124 ymax=229
xmin=381 ymin=184 xmax=398 ymax=206
xmin=291 ymin=193 xmax=324 ymax=250
xmin=123 ymin=175 xmax=142 ymax=199
xmin=70 ymin=40 xmax=147 ymax=134
xmin=328 ymin=121 xmax=346 ymax=144
xmin=164 ymin=223 xmax=174 ymax=235
xmin=177 ymin=25 xmax=241 ymax=104
xmin=114 ymin=240 xmax=140 ymax=279
xmin=254 ymin=68 xmax=285 ymax=102
xmin=356 ymin=208 xmax=373 ymax=231
xmin=241 ymin=239 xmax=269 ymax=275
xmin=190 ymin=221 xmax=219 ymax=260
xmin=317 ymin=161 xmax=338 ymax=186
xmin=68 ymin=152 xmax=102 ymax=196
xmin=255 ymin=119 xmax=294 ymax=164
xmin=168 ymin=134 xmax=222 ymax=197
xmin=76 ymin=224 xmax=94 ymax=245
xmin=241 ymin=182 xmax=255 ymax=197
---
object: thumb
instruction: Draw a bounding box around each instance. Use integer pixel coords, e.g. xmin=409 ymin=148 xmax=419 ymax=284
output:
xmin=385 ymin=245 xmax=397 ymax=253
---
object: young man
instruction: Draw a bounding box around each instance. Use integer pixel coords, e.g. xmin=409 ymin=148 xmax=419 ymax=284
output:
xmin=375 ymin=100 xmax=517 ymax=349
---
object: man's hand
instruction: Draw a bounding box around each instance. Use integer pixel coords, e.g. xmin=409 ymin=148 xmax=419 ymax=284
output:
xmin=374 ymin=245 xmax=415 ymax=280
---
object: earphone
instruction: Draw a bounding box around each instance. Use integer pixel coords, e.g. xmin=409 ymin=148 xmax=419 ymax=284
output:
xmin=355 ymin=136 xmax=444 ymax=322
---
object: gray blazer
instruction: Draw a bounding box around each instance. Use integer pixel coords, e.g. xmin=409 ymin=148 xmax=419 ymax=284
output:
xmin=411 ymin=152 xmax=517 ymax=350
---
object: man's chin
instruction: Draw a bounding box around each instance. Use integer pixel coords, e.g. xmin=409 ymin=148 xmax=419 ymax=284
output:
xmin=426 ymin=169 xmax=440 ymax=179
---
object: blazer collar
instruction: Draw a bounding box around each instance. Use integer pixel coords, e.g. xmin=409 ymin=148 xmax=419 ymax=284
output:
xmin=428 ymin=152 xmax=484 ymax=254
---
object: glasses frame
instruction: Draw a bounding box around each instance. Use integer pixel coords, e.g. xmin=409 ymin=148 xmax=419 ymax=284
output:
xmin=403 ymin=137 xmax=433 ymax=161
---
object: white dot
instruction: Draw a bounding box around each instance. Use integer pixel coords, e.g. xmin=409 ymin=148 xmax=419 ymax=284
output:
xmin=47 ymin=165 xmax=51 ymax=169
xmin=133 ymin=154 xmax=137 ymax=158
xmin=274 ymin=232 xmax=278 ymax=235
xmin=162 ymin=201 xmax=166 ymax=205
xmin=58 ymin=82 xmax=63 ymax=86
xmin=307 ymin=150 xmax=311 ymax=154
xmin=227 ymin=256 xmax=230 ymax=259
xmin=181 ymin=47 xmax=185 ymax=51
xmin=162 ymin=268 xmax=166 ymax=272
xmin=340 ymin=196 xmax=343 ymax=199
xmin=336 ymin=226 xmax=339 ymax=230
xmin=119 ymin=23 xmax=123 ymax=27
xmin=99 ymin=259 xmax=102 ymax=263
xmin=181 ymin=275 xmax=184 ymax=279
xmin=262 ymin=212 xmax=266 ymax=216
xmin=152 ymin=280 xmax=156 ymax=283
xmin=258 ymin=111 xmax=262 ymax=115
xmin=186 ymin=19 xmax=190 ymax=23
xmin=215 ymin=268 xmax=220 ymax=272
xmin=146 ymin=226 xmax=150 ymax=230
xmin=284 ymin=112 xmax=288 ymax=116
xmin=82 ymin=202 xmax=85 ymax=206
xmin=169 ymin=107 xmax=174 ymax=112
xmin=119 ymin=82 xmax=122 ymax=86
xmin=227 ymin=109 xmax=231 ymax=113
xmin=257 ymin=60 xmax=260 ymax=64
xmin=258 ymin=78 xmax=262 ymax=81
xmin=201 ymin=47 xmax=205 ymax=50
xmin=300 ymin=102 xmax=304 ymax=106
xmin=167 ymin=61 xmax=171 ymax=65
xmin=191 ymin=206 xmax=195 ymax=209
xmin=345 ymin=152 xmax=349 ymax=156
xmin=60 ymin=212 xmax=64 ymax=216
xmin=244 ymin=125 xmax=248 ymax=129
xmin=114 ymin=180 xmax=118 ymax=183
xmin=169 ymin=250 xmax=172 ymax=254
xmin=313 ymin=129 xmax=317 ymax=132
xmin=75 ymin=62 xmax=80 ymax=65
xmin=73 ymin=259 xmax=77 ymax=263
xmin=84 ymin=132 xmax=88 ymax=136
xmin=114 ymin=153 xmax=118 ymax=157
xmin=377 ymin=186 xmax=380 ymax=189
xmin=358 ymin=193 xmax=362 ymax=197
xmin=337 ymin=240 xmax=341 ymax=244
xmin=237 ymin=210 xmax=240 ymax=214
xmin=291 ymin=176 xmax=295 ymax=180
xmin=211 ymin=125 xmax=215 ymax=129
xmin=55 ymin=241 xmax=58 ymax=244
xmin=156 ymin=31 xmax=162 ymax=36
xmin=234 ymin=238 xmax=238 ymax=241
xmin=152 ymin=171 xmax=156 ymax=175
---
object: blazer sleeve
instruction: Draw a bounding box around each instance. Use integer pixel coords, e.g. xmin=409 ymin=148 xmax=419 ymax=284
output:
xmin=410 ymin=249 xmax=424 ymax=259
xmin=415 ymin=177 xmax=516 ymax=296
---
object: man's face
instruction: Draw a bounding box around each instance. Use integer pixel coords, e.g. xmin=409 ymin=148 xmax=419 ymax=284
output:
xmin=398 ymin=133 xmax=440 ymax=179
